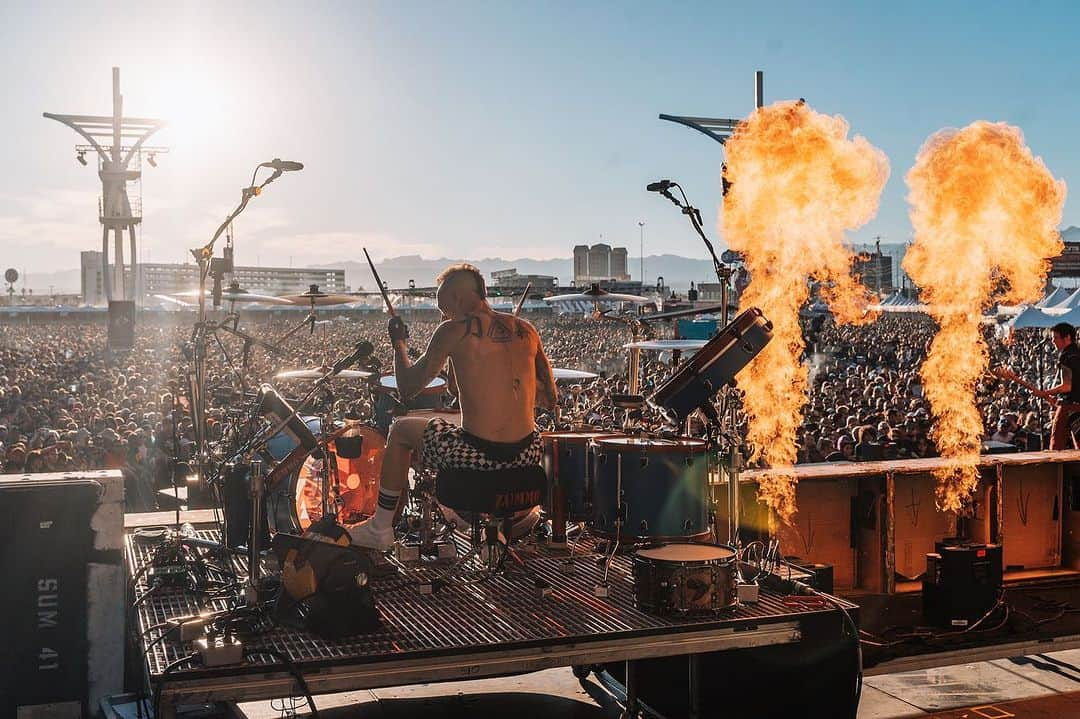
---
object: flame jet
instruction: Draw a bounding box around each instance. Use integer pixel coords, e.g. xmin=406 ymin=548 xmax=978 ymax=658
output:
xmin=722 ymin=100 xmax=889 ymax=523
xmin=904 ymin=121 xmax=1065 ymax=513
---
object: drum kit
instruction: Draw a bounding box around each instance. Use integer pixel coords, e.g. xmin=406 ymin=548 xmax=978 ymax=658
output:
xmin=168 ymin=277 xmax=773 ymax=616
xmin=172 ymin=164 xmax=774 ymax=616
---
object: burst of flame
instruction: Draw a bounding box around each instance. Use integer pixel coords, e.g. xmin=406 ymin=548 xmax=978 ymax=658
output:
xmin=722 ymin=100 xmax=889 ymax=523
xmin=904 ymin=121 xmax=1065 ymax=513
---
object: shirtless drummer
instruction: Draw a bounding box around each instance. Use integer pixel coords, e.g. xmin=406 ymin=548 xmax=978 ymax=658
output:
xmin=348 ymin=263 xmax=558 ymax=550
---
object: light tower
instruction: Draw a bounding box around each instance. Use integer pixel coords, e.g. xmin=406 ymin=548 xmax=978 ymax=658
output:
xmin=44 ymin=67 xmax=167 ymax=304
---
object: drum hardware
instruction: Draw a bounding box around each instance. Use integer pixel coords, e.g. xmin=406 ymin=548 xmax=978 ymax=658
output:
xmin=393 ymin=471 xmax=457 ymax=563
xmin=245 ymin=456 xmax=266 ymax=606
xmin=595 ymin=452 xmax=625 ymax=598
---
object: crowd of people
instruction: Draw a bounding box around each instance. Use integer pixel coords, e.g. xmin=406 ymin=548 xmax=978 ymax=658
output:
xmin=0 ymin=310 xmax=1061 ymax=503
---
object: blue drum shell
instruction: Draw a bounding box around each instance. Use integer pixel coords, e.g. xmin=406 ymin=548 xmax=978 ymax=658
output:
xmin=591 ymin=437 xmax=710 ymax=541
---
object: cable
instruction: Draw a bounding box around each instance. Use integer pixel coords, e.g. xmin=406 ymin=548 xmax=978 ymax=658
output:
xmin=152 ymin=653 xmax=199 ymax=719
xmin=811 ymin=590 xmax=863 ymax=713
xmin=244 ymin=648 xmax=319 ymax=718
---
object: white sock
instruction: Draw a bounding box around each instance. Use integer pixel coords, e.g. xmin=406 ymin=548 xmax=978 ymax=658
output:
xmin=371 ymin=488 xmax=401 ymax=531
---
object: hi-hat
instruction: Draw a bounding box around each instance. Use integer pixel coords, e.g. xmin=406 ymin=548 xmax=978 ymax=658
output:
xmin=275 ymin=368 xmax=374 ymax=380
xmin=553 ymin=368 xmax=599 ymax=380
xmin=171 ymin=285 xmax=292 ymax=304
xmin=623 ymin=339 xmax=708 ymax=351
xmin=280 ymin=284 xmax=356 ymax=306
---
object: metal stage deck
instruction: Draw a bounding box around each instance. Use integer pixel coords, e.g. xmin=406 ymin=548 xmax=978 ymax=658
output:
xmin=127 ymin=529 xmax=857 ymax=711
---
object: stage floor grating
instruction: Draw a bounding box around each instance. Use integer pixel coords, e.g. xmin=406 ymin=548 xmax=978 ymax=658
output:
xmin=127 ymin=529 xmax=855 ymax=685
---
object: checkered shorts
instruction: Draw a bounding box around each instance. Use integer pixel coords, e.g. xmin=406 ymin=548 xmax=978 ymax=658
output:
xmin=420 ymin=417 xmax=543 ymax=471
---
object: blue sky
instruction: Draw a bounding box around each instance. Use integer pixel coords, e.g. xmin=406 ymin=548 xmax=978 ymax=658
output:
xmin=2 ymin=1 xmax=1078 ymax=276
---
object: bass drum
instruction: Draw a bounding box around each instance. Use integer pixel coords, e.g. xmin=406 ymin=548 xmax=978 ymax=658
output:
xmin=266 ymin=421 xmax=386 ymax=533
xmin=591 ymin=436 xmax=710 ymax=542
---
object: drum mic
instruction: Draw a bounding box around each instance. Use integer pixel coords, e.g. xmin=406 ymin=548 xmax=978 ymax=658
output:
xmin=646 ymin=180 xmax=673 ymax=192
xmin=330 ymin=341 xmax=375 ymax=376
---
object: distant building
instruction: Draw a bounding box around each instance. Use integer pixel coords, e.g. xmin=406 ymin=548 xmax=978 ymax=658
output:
xmin=573 ymin=245 xmax=590 ymax=282
xmin=80 ymin=251 xmax=345 ymax=306
xmin=490 ymin=268 xmax=558 ymax=292
xmin=853 ymin=251 xmax=894 ymax=295
xmin=1051 ymin=242 xmax=1080 ymax=278
xmin=611 ymin=247 xmax=628 ymax=279
xmin=588 ymin=244 xmax=611 ymax=280
xmin=573 ymin=243 xmax=631 ymax=283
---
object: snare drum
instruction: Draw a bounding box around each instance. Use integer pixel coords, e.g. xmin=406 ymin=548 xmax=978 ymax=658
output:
xmin=541 ymin=432 xmax=619 ymax=522
xmin=406 ymin=408 xmax=462 ymax=425
xmin=373 ymin=374 xmax=447 ymax=432
xmin=592 ymin=436 xmax=710 ymax=541
xmin=632 ymin=543 xmax=737 ymax=615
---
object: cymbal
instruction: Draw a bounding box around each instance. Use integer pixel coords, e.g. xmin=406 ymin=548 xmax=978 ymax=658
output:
xmin=171 ymin=287 xmax=292 ymax=304
xmin=623 ymin=339 xmax=708 ymax=351
xmin=553 ymin=368 xmax=599 ymax=380
xmin=280 ymin=284 xmax=356 ymax=306
xmin=274 ymin=368 xmax=375 ymax=380
xmin=545 ymin=291 xmax=652 ymax=304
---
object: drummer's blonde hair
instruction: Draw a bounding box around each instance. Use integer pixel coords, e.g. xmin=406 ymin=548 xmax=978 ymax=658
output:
xmin=436 ymin=263 xmax=486 ymax=297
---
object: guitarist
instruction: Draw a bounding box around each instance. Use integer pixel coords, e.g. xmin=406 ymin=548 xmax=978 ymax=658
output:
xmin=998 ymin=322 xmax=1080 ymax=450
xmin=1042 ymin=322 xmax=1080 ymax=449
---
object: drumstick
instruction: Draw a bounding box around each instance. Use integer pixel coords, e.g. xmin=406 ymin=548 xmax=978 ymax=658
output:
xmin=363 ymin=247 xmax=397 ymax=317
xmin=513 ymin=282 xmax=532 ymax=317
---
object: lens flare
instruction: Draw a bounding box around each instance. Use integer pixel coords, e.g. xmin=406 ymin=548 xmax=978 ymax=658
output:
xmin=722 ymin=100 xmax=889 ymax=523
xmin=904 ymin=121 xmax=1065 ymax=513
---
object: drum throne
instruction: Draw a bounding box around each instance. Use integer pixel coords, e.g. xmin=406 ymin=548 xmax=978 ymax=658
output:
xmin=428 ymin=464 xmax=552 ymax=595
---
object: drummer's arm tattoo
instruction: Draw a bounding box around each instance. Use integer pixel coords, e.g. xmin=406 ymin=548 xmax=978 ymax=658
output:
xmin=535 ymin=342 xmax=557 ymax=411
xmin=395 ymin=320 xmax=458 ymax=401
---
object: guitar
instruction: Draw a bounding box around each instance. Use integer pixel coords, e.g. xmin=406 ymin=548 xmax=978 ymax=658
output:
xmin=989 ymin=365 xmax=1050 ymax=399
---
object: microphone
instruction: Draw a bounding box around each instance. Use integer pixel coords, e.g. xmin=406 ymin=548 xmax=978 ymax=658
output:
xmin=261 ymin=158 xmax=304 ymax=172
xmin=647 ymin=180 xmax=673 ymax=192
xmin=330 ymin=341 xmax=374 ymax=376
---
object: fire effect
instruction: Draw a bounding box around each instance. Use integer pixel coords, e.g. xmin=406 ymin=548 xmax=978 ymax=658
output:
xmin=723 ymin=100 xmax=889 ymax=522
xmin=904 ymin=121 xmax=1065 ymax=512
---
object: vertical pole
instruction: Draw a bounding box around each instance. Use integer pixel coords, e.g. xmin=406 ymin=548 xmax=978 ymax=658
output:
xmin=638 ymin=222 xmax=645 ymax=285
xmin=754 ymin=70 xmax=764 ymax=109
xmin=111 ymin=67 xmax=122 ymax=164
xmin=114 ymin=228 xmax=125 ymax=300
xmin=129 ymin=225 xmax=138 ymax=306
xmin=101 ymin=226 xmax=112 ymax=303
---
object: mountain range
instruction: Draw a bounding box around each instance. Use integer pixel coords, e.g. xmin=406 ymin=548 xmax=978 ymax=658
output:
xmin=18 ymin=229 xmax=1080 ymax=294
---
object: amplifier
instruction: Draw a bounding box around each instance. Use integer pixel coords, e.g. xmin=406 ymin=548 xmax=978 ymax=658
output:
xmin=0 ymin=471 xmax=125 ymax=719
xmin=922 ymin=540 xmax=1003 ymax=628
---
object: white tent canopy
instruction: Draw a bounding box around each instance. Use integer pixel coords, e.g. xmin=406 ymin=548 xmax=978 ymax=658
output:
xmin=1037 ymin=286 xmax=1070 ymax=307
xmin=1009 ymin=306 xmax=1061 ymax=329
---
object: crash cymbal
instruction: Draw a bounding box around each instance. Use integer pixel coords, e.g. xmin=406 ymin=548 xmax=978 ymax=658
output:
xmin=274 ymin=368 xmax=375 ymax=380
xmin=542 ymin=282 xmax=648 ymax=305
xmin=170 ymin=288 xmax=293 ymax=304
xmin=552 ymin=368 xmax=599 ymax=380
xmin=279 ymin=284 xmax=356 ymax=306
xmin=623 ymin=339 xmax=708 ymax=351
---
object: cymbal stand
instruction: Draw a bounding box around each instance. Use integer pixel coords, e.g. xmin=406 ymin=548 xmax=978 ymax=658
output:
xmin=276 ymin=296 xmax=320 ymax=346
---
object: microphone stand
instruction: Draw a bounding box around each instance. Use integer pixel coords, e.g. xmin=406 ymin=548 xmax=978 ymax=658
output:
xmin=652 ymin=181 xmax=743 ymax=553
xmin=655 ymin=182 xmax=733 ymax=327
xmin=188 ymin=166 xmax=288 ymax=500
